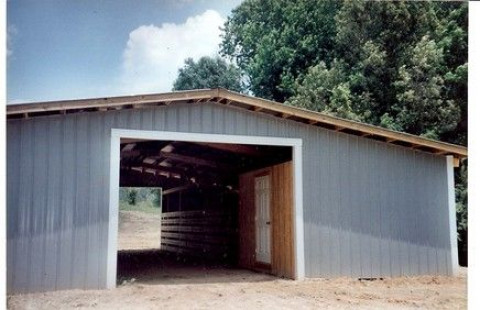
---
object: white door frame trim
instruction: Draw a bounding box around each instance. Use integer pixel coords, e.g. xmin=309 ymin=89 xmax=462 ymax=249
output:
xmin=107 ymin=128 xmax=305 ymax=288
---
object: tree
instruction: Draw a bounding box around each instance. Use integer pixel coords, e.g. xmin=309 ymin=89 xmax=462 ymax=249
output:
xmin=390 ymin=36 xmax=460 ymax=139
xmin=331 ymin=0 xmax=464 ymax=135
xmin=455 ymin=159 xmax=468 ymax=265
xmin=286 ymin=60 xmax=364 ymax=121
xmin=127 ymin=189 xmax=137 ymax=206
xmin=150 ymin=188 xmax=161 ymax=208
xmin=435 ymin=2 xmax=468 ymax=145
xmin=222 ymin=0 xmax=467 ymax=143
xmin=221 ymin=0 xmax=341 ymax=102
xmin=173 ymin=56 xmax=245 ymax=92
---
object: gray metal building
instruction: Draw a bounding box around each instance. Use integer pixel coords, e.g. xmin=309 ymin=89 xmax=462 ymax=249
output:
xmin=6 ymin=88 xmax=467 ymax=293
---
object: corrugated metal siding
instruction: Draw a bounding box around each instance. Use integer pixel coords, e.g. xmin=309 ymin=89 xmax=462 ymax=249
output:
xmin=7 ymin=101 xmax=453 ymax=293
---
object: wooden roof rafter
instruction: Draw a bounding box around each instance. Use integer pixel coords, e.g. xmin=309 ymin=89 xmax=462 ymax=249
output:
xmin=120 ymin=139 xmax=293 ymax=188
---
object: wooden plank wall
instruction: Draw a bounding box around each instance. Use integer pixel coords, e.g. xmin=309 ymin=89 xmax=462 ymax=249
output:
xmin=161 ymin=210 xmax=237 ymax=261
xmin=271 ymin=161 xmax=294 ymax=278
xmin=238 ymin=161 xmax=294 ymax=278
xmin=238 ymin=171 xmax=257 ymax=269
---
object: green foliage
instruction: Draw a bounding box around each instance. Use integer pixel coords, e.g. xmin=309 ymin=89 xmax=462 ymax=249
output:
xmin=127 ymin=189 xmax=137 ymax=205
xmin=221 ymin=0 xmax=341 ymax=102
xmin=456 ymin=160 xmax=468 ymax=234
xmin=435 ymin=3 xmax=468 ymax=146
xmin=119 ymin=200 xmax=160 ymax=214
xmin=222 ymin=0 xmax=467 ymax=145
xmin=173 ymin=56 xmax=244 ymax=92
xmin=456 ymin=159 xmax=468 ymax=265
xmin=150 ymin=188 xmax=161 ymax=208
xmin=120 ymin=187 xmax=161 ymax=210
xmin=391 ymin=36 xmax=460 ymax=139
xmin=286 ymin=60 xmax=363 ymax=121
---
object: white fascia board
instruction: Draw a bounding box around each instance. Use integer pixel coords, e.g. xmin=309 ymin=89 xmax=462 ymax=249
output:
xmin=112 ymin=129 xmax=302 ymax=147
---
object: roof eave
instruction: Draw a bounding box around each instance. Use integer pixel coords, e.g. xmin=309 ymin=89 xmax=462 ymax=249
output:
xmin=6 ymin=88 xmax=467 ymax=159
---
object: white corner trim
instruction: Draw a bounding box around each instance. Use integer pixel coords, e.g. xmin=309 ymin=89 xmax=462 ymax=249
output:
xmin=446 ymin=155 xmax=459 ymax=276
xmin=106 ymin=129 xmax=305 ymax=287
xmin=293 ymin=143 xmax=305 ymax=280
xmin=106 ymin=133 xmax=121 ymax=288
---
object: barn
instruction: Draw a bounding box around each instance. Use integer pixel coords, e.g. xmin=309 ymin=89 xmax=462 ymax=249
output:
xmin=6 ymin=88 xmax=467 ymax=294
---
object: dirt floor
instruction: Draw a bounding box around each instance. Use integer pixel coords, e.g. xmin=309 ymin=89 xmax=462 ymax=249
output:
xmin=118 ymin=210 xmax=161 ymax=250
xmin=8 ymin=211 xmax=467 ymax=309
xmin=7 ymin=250 xmax=467 ymax=310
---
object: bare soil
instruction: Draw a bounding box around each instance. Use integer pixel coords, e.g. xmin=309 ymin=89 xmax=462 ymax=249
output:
xmin=7 ymin=210 xmax=467 ymax=310
xmin=7 ymin=263 xmax=467 ymax=310
xmin=118 ymin=210 xmax=161 ymax=250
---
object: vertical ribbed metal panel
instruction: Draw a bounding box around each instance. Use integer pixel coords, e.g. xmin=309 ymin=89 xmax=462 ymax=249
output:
xmin=7 ymin=101 xmax=454 ymax=293
xmin=7 ymin=121 xmax=20 ymax=291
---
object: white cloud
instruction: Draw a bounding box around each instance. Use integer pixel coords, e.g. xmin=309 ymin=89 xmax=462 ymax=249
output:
xmin=118 ymin=9 xmax=225 ymax=94
xmin=7 ymin=25 xmax=18 ymax=58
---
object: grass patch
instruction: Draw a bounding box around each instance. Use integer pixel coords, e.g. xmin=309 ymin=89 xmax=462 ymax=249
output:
xmin=119 ymin=187 xmax=162 ymax=214
xmin=119 ymin=201 xmax=160 ymax=214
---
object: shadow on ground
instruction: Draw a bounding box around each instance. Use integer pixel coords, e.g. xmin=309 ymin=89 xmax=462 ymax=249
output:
xmin=117 ymin=249 xmax=277 ymax=286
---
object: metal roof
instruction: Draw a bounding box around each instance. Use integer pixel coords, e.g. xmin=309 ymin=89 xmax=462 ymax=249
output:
xmin=6 ymin=88 xmax=467 ymax=158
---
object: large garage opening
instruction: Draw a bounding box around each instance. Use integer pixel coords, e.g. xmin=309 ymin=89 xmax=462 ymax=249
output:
xmin=111 ymin=131 xmax=301 ymax=286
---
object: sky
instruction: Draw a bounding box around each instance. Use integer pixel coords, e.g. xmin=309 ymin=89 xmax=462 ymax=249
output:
xmin=6 ymin=0 xmax=243 ymax=104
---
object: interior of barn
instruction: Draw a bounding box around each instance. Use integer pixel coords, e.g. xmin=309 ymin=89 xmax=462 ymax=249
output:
xmin=117 ymin=138 xmax=294 ymax=284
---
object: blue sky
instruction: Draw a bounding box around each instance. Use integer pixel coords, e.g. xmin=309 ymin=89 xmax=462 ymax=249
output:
xmin=6 ymin=0 xmax=243 ymax=104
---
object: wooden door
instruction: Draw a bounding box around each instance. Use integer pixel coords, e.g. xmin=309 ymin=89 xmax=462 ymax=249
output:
xmin=254 ymin=175 xmax=271 ymax=264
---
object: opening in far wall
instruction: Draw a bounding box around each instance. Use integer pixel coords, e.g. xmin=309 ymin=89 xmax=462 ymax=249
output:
xmin=118 ymin=187 xmax=162 ymax=251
